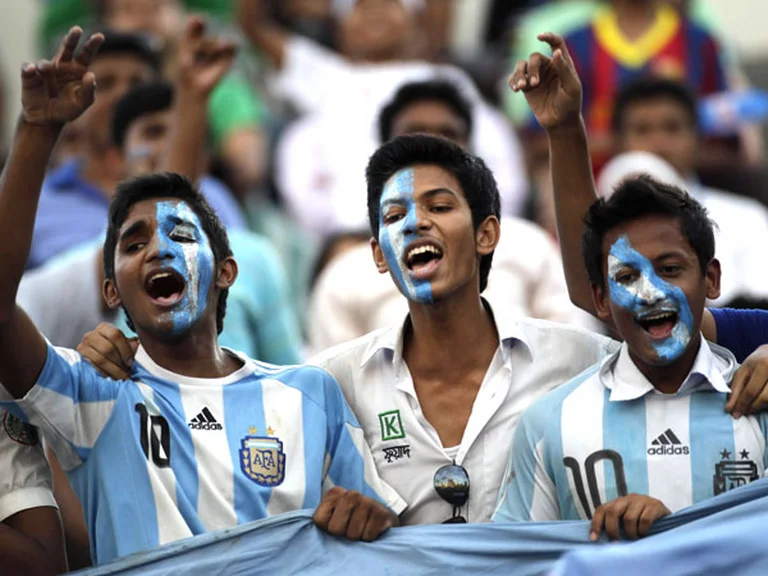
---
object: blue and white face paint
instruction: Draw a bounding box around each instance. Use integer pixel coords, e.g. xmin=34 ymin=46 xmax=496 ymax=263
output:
xmin=378 ymin=168 xmax=433 ymax=303
xmin=607 ymin=235 xmax=694 ymax=363
xmin=153 ymin=201 xmax=215 ymax=334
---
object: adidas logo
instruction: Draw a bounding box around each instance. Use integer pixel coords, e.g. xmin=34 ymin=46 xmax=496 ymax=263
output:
xmin=188 ymin=407 xmax=222 ymax=431
xmin=647 ymin=428 xmax=689 ymax=456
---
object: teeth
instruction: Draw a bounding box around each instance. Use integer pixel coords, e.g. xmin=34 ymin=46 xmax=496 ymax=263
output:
xmin=407 ymin=245 xmax=442 ymax=261
xmin=641 ymin=312 xmax=676 ymax=321
xmin=150 ymin=272 xmax=172 ymax=283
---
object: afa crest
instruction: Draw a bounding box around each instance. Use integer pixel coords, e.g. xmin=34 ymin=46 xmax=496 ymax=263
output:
xmin=3 ymin=412 xmax=38 ymax=446
xmin=239 ymin=436 xmax=286 ymax=487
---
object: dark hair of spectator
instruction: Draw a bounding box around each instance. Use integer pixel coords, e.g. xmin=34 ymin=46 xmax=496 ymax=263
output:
xmin=582 ymin=175 xmax=716 ymax=289
xmin=366 ymin=135 xmax=500 ymax=292
xmin=96 ymin=30 xmax=162 ymax=73
xmin=378 ymin=79 xmax=474 ymax=144
xmin=611 ymin=77 xmax=699 ymax=134
xmin=112 ymin=80 xmax=174 ymax=148
xmin=309 ymin=230 xmax=371 ymax=290
xmin=103 ymin=173 xmax=233 ymax=334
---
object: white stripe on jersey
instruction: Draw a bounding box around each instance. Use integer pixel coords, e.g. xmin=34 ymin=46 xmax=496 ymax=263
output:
xmin=178 ymin=386 xmax=237 ymax=532
xmin=137 ymin=383 xmax=192 ymax=546
xmin=645 ymin=396 xmax=693 ymax=511
xmin=29 ymin=387 xmax=115 ymax=470
xmin=263 ymin=380 xmax=306 ymax=516
xmin=733 ymin=417 xmax=766 ymax=477
xmin=530 ymin=438 xmax=560 ymax=521
xmin=322 ymin=452 xmax=334 ymax=494
xmin=561 ymin=379 xmax=605 ymax=519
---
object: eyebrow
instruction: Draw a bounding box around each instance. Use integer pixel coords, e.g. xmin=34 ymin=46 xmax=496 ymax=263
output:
xmin=420 ymin=187 xmax=460 ymax=200
xmin=118 ymin=220 xmax=149 ymax=244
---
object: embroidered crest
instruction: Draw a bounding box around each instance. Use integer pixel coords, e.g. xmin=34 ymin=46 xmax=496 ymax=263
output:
xmin=3 ymin=412 xmax=39 ymax=446
xmin=239 ymin=435 xmax=286 ymax=486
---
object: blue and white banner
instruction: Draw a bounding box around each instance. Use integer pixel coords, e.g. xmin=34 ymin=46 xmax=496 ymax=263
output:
xmin=76 ymin=478 xmax=768 ymax=576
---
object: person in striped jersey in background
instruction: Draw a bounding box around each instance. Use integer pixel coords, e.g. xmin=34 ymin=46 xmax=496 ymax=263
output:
xmin=0 ymin=26 xmax=404 ymax=567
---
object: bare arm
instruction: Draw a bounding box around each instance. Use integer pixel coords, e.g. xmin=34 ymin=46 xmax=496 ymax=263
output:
xmin=47 ymin=448 xmax=91 ymax=570
xmin=238 ymin=0 xmax=290 ymax=68
xmin=1 ymin=507 xmax=67 ymax=575
xmin=165 ymin=17 xmax=236 ymax=182
xmin=0 ymin=30 xmax=103 ymax=398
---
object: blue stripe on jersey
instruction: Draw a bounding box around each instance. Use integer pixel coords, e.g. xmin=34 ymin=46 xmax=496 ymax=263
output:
xmin=301 ymin=392 xmax=326 ymax=509
xmin=602 ymin=389 xmax=648 ymax=502
xmin=223 ymin=382 xmax=269 ymax=524
xmin=689 ymin=391 xmax=734 ymax=505
xmin=38 ymin=346 xmax=122 ymax=403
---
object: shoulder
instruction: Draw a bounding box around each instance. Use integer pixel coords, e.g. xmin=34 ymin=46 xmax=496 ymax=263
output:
xmin=309 ymin=327 xmax=394 ymax=377
xmin=253 ymin=360 xmax=347 ymax=410
xmin=515 ymin=317 xmax=618 ymax=356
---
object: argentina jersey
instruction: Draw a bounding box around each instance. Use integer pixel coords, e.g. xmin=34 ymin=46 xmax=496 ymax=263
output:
xmin=0 ymin=343 xmax=405 ymax=564
xmin=494 ymin=339 xmax=768 ymax=523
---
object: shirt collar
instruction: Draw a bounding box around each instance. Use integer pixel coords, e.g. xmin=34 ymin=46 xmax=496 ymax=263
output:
xmin=358 ymin=298 xmax=532 ymax=370
xmin=599 ymin=337 xmax=735 ymax=402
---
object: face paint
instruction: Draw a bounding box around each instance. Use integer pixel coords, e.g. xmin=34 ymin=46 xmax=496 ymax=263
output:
xmin=607 ymin=235 xmax=694 ymax=363
xmin=155 ymin=201 xmax=215 ymax=334
xmin=378 ymin=168 xmax=433 ymax=303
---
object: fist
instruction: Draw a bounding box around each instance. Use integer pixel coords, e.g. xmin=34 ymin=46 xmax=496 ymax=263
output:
xmin=590 ymin=493 xmax=670 ymax=541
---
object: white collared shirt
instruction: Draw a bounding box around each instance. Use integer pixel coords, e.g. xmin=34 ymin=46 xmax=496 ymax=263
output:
xmin=310 ymin=306 xmax=617 ymax=525
xmin=494 ymin=338 xmax=768 ymax=523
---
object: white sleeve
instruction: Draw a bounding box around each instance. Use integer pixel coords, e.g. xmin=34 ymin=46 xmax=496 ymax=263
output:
xmin=0 ymin=410 xmax=56 ymax=522
xmin=271 ymin=36 xmax=351 ymax=114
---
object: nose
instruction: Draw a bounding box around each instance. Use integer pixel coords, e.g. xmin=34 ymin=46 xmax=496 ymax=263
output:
xmin=145 ymin=232 xmax=175 ymax=263
xmin=402 ymin=205 xmax=433 ymax=235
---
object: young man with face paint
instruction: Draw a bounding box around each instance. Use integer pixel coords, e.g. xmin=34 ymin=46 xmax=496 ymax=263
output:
xmin=494 ymin=176 xmax=768 ymax=542
xmin=0 ymin=28 xmax=404 ymax=565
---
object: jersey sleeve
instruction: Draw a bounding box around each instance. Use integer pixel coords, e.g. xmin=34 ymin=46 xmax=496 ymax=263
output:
xmin=320 ymin=371 xmax=407 ymax=515
xmin=0 ymin=342 xmax=123 ymax=471
xmin=0 ymin=410 xmax=56 ymax=522
xmin=493 ymin=408 xmax=560 ymax=522
xmin=710 ymin=308 xmax=768 ymax=363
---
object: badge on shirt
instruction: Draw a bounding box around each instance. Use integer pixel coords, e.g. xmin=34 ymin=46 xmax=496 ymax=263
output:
xmin=239 ymin=434 xmax=286 ymax=487
xmin=378 ymin=409 xmax=405 ymax=441
xmin=3 ymin=412 xmax=39 ymax=446
xmin=713 ymin=448 xmax=759 ymax=495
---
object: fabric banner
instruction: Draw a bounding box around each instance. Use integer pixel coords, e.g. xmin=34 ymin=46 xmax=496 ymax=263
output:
xmin=75 ymin=478 xmax=768 ymax=576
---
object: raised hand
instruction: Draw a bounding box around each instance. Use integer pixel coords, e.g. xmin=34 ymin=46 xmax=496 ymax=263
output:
xmin=509 ymin=32 xmax=582 ymax=132
xmin=21 ymin=27 xmax=104 ymax=127
xmin=177 ymin=16 xmax=237 ymax=96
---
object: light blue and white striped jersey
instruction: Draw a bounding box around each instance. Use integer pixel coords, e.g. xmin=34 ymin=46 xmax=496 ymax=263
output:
xmin=494 ymin=338 xmax=768 ymax=522
xmin=0 ymin=344 xmax=405 ymax=564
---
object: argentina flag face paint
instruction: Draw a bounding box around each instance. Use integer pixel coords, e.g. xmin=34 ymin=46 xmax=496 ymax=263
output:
xmin=607 ymin=235 xmax=694 ymax=363
xmin=149 ymin=201 xmax=215 ymax=335
xmin=378 ymin=168 xmax=434 ymax=303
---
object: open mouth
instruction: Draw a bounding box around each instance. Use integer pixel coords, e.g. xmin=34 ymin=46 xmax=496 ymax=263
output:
xmin=144 ymin=269 xmax=186 ymax=306
xmin=405 ymin=243 xmax=444 ymax=277
xmin=636 ymin=310 xmax=678 ymax=340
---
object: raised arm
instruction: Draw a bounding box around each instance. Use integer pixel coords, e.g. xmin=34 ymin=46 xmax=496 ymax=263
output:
xmin=0 ymin=28 xmax=103 ymax=397
xmin=164 ymin=17 xmax=236 ymax=182
xmin=238 ymin=0 xmax=290 ymax=68
xmin=509 ymin=33 xmax=597 ymax=316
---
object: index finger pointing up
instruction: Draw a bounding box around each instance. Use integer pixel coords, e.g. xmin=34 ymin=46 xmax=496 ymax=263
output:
xmin=74 ymin=33 xmax=106 ymax=68
xmin=537 ymin=32 xmax=573 ymax=60
xmin=56 ymin=26 xmax=83 ymax=63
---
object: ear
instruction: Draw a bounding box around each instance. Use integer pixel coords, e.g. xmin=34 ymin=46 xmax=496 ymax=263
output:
xmin=475 ymin=215 xmax=501 ymax=257
xmin=370 ymin=237 xmax=389 ymax=275
xmin=704 ymin=258 xmax=721 ymax=301
xmin=591 ymin=281 xmax=613 ymax=322
xmin=102 ymin=278 xmax=122 ymax=311
xmin=215 ymin=256 xmax=238 ymax=290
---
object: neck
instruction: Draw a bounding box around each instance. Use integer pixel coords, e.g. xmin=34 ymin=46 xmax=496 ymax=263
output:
xmin=403 ymin=282 xmax=499 ymax=376
xmin=613 ymin=0 xmax=661 ymax=40
xmin=81 ymin=147 xmax=121 ymax=200
xmin=137 ymin=322 xmax=241 ymax=379
xmin=631 ymin=334 xmax=701 ymax=394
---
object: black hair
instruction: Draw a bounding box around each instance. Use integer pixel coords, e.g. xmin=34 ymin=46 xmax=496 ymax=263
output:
xmin=103 ymin=173 xmax=233 ymax=334
xmin=96 ymin=29 xmax=162 ymax=73
xmin=366 ymin=134 xmax=500 ymax=292
xmin=378 ymin=79 xmax=473 ymax=144
xmin=611 ymin=77 xmax=699 ymax=134
xmin=582 ymin=175 xmax=716 ymax=289
xmin=112 ymin=80 xmax=173 ymax=148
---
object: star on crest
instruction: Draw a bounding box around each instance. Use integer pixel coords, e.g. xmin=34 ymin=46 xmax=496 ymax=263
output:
xmin=740 ymin=449 xmax=751 ymax=460
xmin=248 ymin=426 xmax=257 ymax=435
xmin=720 ymin=449 xmax=731 ymax=460
xmin=267 ymin=426 xmax=275 ymax=436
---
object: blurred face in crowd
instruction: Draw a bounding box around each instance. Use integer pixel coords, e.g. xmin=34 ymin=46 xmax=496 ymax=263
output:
xmin=372 ymin=165 xmax=496 ymax=304
xmin=102 ymin=0 xmax=184 ymax=49
xmin=390 ymin=100 xmax=471 ymax=149
xmin=123 ymin=109 xmax=172 ymax=177
xmin=617 ymin=97 xmax=698 ymax=177
xmin=338 ymin=0 xmax=416 ymax=61
xmin=82 ymin=55 xmax=154 ymax=151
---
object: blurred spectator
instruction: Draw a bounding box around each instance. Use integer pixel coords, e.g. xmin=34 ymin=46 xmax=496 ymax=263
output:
xmin=96 ymin=0 xmax=269 ymax=197
xmin=599 ymin=81 xmax=768 ymax=309
xmin=240 ymin=0 xmax=528 ymax=238
xmin=307 ymin=79 xmax=595 ymax=353
xmin=28 ymin=31 xmax=159 ymax=269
